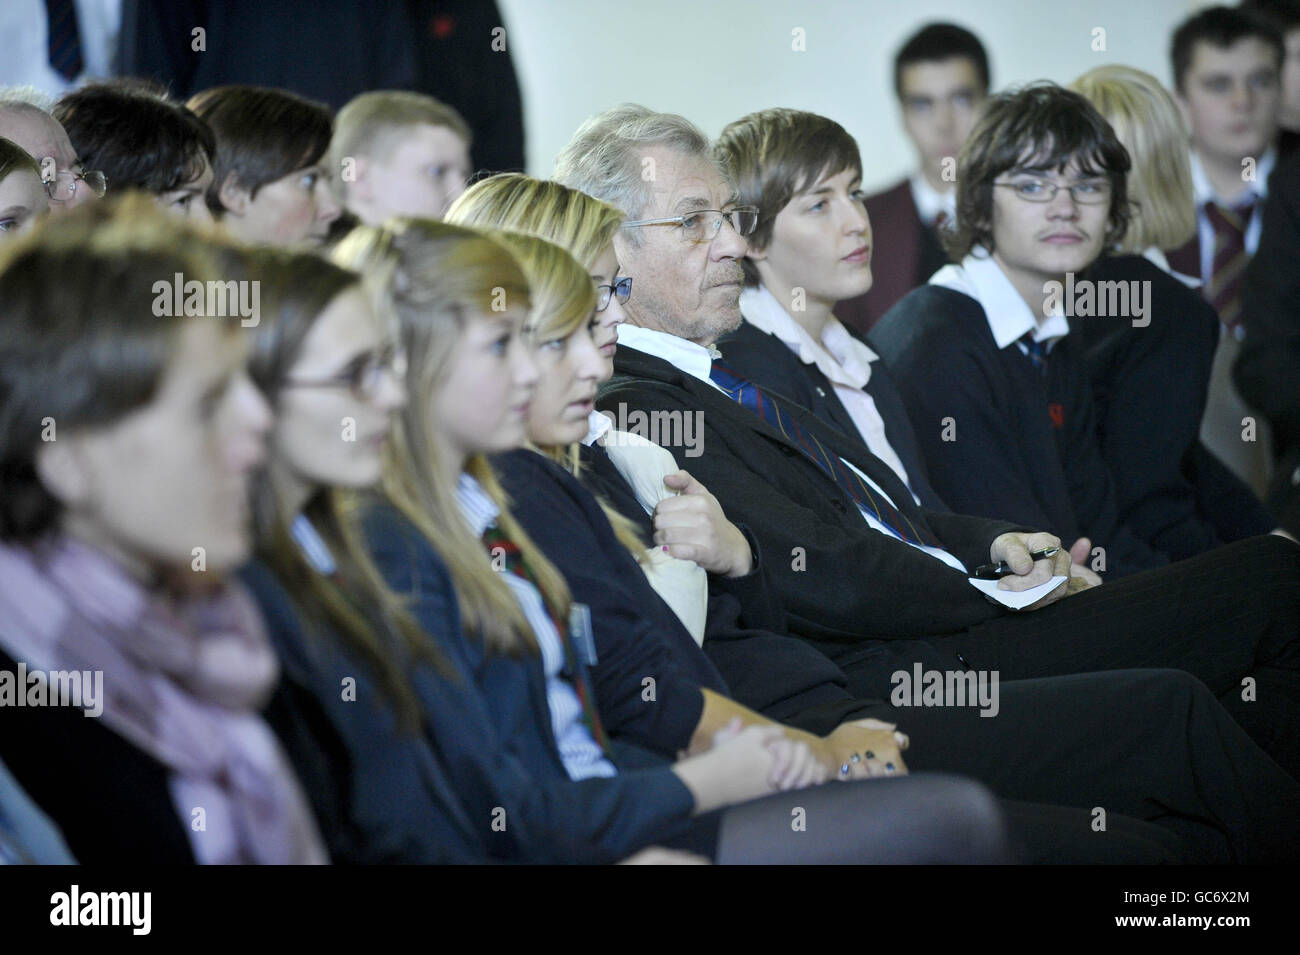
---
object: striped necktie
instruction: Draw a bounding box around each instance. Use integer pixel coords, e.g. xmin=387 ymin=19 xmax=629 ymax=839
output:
xmin=1019 ymin=333 xmax=1049 ymax=373
xmin=44 ymin=0 xmax=84 ymax=81
xmin=480 ymin=525 xmax=610 ymax=752
xmin=1204 ymin=198 xmax=1257 ymax=330
xmin=710 ymin=361 xmax=940 ymax=547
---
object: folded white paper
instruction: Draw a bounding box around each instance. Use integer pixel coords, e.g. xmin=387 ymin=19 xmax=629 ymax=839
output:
xmin=967 ymin=575 xmax=1068 ymax=611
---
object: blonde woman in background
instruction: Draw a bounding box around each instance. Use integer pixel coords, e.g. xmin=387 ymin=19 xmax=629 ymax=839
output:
xmin=1070 ymin=65 xmax=1283 ymax=557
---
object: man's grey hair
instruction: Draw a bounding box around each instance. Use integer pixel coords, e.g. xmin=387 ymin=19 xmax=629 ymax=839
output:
xmin=553 ymin=104 xmax=724 ymax=239
xmin=0 ymin=85 xmax=55 ymax=114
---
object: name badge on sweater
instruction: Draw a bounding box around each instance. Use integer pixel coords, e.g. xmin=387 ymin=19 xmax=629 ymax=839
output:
xmin=569 ymin=603 xmax=597 ymax=666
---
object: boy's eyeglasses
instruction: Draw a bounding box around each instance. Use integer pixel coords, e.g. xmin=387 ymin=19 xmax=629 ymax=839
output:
xmin=595 ymin=276 xmax=632 ymax=312
xmin=993 ymin=177 xmax=1112 ymax=205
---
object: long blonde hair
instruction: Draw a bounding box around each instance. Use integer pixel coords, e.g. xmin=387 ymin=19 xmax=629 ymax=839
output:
xmin=1070 ymin=65 xmax=1197 ymax=253
xmin=445 ymin=172 xmax=624 ymax=270
xmin=447 ymin=178 xmax=648 ymax=560
xmin=332 ymin=218 xmax=572 ymax=656
xmin=489 ymin=229 xmax=596 ymax=477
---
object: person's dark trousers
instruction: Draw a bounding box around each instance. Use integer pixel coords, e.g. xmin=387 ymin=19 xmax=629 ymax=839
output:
xmin=715 ymin=773 xmax=1017 ymax=864
xmin=797 ymin=668 xmax=1298 ymax=863
xmin=822 ymin=535 xmax=1300 ymax=783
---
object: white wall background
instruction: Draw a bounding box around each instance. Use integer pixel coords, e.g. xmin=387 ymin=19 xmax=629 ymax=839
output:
xmin=499 ymin=0 xmax=1202 ymax=192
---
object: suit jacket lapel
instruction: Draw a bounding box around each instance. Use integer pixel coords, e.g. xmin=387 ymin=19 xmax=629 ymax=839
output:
xmin=611 ymin=346 xmax=936 ymax=537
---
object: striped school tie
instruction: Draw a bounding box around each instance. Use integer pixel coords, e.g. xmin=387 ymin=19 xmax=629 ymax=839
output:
xmin=1019 ymin=333 xmax=1049 ymax=373
xmin=480 ymin=525 xmax=610 ymax=752
xmin=1204 ymin=198 xmax=1257 ymax=330
xmin=44 ymin=0 xmax=84 ymax=81
xmin=710 ymin=361 xmax=940 ymax=547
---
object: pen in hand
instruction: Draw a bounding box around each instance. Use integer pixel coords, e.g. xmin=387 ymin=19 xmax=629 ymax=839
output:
xmin=973 ymin=547 xmax=1061 ymax=580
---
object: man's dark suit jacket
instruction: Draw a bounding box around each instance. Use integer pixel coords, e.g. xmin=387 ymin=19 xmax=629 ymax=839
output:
xmin=1080 ymin=255 xmax=1274 ymax=560
xmin=494 ymin=448 xmax=870 ymax=734
xmin=716 ymin=318 xmax=948 ymax=512
xmin=1240 ymin=149 xmax=1300 ymax=534
xmin=834 ymin=178 xmax=950 ymax=335
xmin=599 ymin=344 xmax=1022 ymax=657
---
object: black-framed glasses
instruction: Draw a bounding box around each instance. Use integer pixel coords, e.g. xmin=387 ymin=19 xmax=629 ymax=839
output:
xmin=42 ymin=167 xmax=108 ymax=202
xmin=993 ymin=176 xmax=1112 ymax=205
xmin=621 ymin=206 xmax=759 ymax=243
xmin=595 ymin=276 xmax=632 ymax=312
xmin=284 ymin=343 xmax=407 ymax=400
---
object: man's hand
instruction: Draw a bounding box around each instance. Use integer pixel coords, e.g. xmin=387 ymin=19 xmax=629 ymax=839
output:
xmin=1067 ymin=537 xmax=1103 ymax=593
xmin=656 ymin=470 xmax=754 ymax=577
xmin=989 ymin=531 xmax=1070 ymax=610
xmin=820 ymin=718 xmax=910 ymax=780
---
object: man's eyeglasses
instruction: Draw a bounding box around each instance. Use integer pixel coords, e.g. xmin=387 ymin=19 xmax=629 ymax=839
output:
xmin=43 ymin=168 xmax=108 ymax=202
xmin=994 ymin=177 xmax=1112 ymax=205
xmin=596 ymin=276 xmax=632 ymax=312
xmin=621 ymin=206 xmax=759 ymax=243
xmin=284 ymin=343 xmax=408 ymax=400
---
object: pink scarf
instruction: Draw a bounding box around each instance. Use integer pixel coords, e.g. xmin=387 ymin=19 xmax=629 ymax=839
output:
xmin=0 ymin=536 xmax=328 ymax=864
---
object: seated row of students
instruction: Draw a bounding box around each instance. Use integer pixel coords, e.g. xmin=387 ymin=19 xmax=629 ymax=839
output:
xmin=545 ymin=94 xmax=1300 ymax=781
xmin=0 ymin=78 xmax=1298 ymax=863
xmin=0 ymin=196 xmax=1022 ymax=864
xmin=0 ymin=69 xmax=1278 ymax=579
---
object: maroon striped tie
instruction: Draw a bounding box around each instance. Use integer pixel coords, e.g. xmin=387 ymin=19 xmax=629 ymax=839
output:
xmin=1204 ymin=198 xmax=1256 ymax=330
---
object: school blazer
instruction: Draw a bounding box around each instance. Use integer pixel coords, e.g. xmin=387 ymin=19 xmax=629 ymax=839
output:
xmin=360 ymin=502 xmax=701 ymax=864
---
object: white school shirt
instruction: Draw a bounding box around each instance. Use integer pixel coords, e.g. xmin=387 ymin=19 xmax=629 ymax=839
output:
xmin=739 ymin=283 xmax=917 ymax=503
xmin=454 ymin=474 xmax=616 ymax=781
xmin=928 ymin=248 xmax=1070 ymax=355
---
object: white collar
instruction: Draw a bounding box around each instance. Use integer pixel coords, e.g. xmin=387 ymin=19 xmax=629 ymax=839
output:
xmin=739 ymin=284 xmax=877 ymax=390
xmin=615 ymin=323 xmax=720 ymax=386
xmin=909 ymin=171 xmax=957 ymax=227
xmin=930 ymin=248 xmax=1070 ymax=349
xmin=290 ymin=514 xmax=337 ymax=575
xmin=1142 ymin=246 xmax=1201 ymax=289
xmin=583 ymin=408 xmax=612 ymax=447
xmin=1190 ymin=147 xmax=1275 ymax=207
xmin=455 ymin=472 xmax=499 ymax=536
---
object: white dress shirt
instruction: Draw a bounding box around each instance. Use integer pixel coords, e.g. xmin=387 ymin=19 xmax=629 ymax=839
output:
xmin=909 ymin=171 xmax=957 ymax=229
xmin=1189 ymin=147 xmax=1274 ymax=289
xmin=455 ymin=473 xmax=617 ymax=782
xmin=616 ymin=323 xmax=967 ymax=572
xmin=739 ymin=284 xmax=917 ymax=502
xmin=929 ymin=247 xmax=1071 ymax=356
